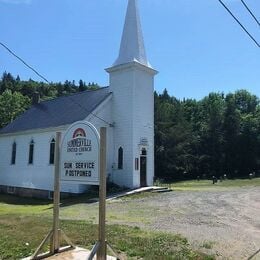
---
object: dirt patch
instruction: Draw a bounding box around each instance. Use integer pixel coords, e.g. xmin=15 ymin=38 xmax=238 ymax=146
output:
xmin=108 ymin=187 xmax=260 ymax=259
xmin=61 ymin=186 xmax=260 ymax=259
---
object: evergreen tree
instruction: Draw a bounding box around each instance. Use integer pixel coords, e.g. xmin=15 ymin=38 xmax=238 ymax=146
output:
xmin=79 ymin=79 xmax=87 ymax=92
xmin=1 ymin=71 xmax=259 ymax=181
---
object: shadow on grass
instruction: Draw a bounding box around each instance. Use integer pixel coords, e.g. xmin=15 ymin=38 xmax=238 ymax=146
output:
xmin=60 ymin=191 xmax=99 ymax=207
xmin=0 ymin=183 xmax=128 ymax=208
xmin=0 ymin=191 xmax=111 ymax=208
xmin=248 ymin=248 xmax=260 ymax=260
xmin=60 ymin=186 xmax=129 ymax=207
xmin=0 ymin=193 xmax=50 ymax=205
xmin=60 ymin=182 xmax=129 ymax=207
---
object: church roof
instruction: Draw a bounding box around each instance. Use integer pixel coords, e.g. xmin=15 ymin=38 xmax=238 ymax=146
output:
xmin=113 ymin=0 xmax=151 ymax=68
xmin=0 ymin=87 xmax=111 ymax=135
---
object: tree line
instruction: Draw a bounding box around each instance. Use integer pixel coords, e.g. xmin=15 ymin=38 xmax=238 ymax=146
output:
xmin=1 ymin=72 xmax=259 ymax=180
xmin=155 ymin=89 xmax=260 ymax=180
xmin=0 ymin=72 xmax=99 ymax=128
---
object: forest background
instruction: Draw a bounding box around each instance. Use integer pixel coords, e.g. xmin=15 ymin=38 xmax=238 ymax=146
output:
xmin=0 ymin=72 xmax=259 ymax=181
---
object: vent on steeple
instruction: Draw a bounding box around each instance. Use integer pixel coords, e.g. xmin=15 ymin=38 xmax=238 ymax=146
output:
xmin=113 ymin=0 xmax=151 ymax=68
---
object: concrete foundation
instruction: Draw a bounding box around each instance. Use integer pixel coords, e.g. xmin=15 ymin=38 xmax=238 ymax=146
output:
xmin=22 ymin=247 xmax=117 ymax=260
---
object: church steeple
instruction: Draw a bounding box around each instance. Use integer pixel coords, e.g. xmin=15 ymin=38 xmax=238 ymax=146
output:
xmin=113 ymin=0 xmax=150 ymax=68
xmin=107 ymin=0 xmax=156 ymax=189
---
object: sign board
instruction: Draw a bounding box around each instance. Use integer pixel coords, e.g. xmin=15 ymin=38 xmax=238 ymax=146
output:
xmin=140 ymin=137 xmax=148 ymax=146
xmin=60 ymin=121 xmax=100 ymax=185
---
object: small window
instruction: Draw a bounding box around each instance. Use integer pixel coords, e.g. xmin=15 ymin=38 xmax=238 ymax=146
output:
xmin=135 ymin=158 xmax=139 ymax=171
xmin=11 ymin=142 xmax=16 ymax=165
xmin=118 ymin=147 xmax=123 ymax=169
xmin=141 ymin=148 xmax=147 ymax=156
xmin=49 ymin=138 xmax=55 ymax=165
xmin=28 ymin=140 xmax=34 ymax=164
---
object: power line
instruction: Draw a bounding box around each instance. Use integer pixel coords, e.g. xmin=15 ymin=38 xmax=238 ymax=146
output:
xmin=240 ymin=0 xmax=260 ymax=27
xmin=0 ymin=41 xmax=50 ymax=83
xmin=0 ymin=41 xmax=113 ymax=126
xmin=67 ymin=95 xmax=113 ymax=127
xmin=217 ymin=0 xmax=260 ymax=47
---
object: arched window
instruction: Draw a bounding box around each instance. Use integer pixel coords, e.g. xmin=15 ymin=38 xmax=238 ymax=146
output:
xmin=11 ymin=142 xmax=16 ymax=165
xmin=28 ymin=140 xmax=34 ymax=164
xmin=49 ymin=138 xmax=55 ymax=165
xmin=118 ymin=147 xmax=123 ymax=169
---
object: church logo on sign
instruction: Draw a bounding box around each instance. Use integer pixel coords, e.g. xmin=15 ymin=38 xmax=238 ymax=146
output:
xmin=67 ymin=128 xmax=92 ymax=155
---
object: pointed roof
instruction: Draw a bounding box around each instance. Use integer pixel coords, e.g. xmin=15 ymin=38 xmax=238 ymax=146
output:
xmin=113 ymin=0 xmax=151 ymax=68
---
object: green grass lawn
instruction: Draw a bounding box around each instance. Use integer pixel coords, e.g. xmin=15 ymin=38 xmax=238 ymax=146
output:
xmin=1 ymin=178 xmax=258 ymax=259
xmin=0 ymin=214 xmax=213 ymax=260
xmin=0 ymin=194 xmax=213 ymax=260
xmin=159 ymin=178 xmax=260 ymax=191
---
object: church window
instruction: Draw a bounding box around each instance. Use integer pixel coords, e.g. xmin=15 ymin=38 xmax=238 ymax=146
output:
xmin=118 ymin=147 xmax=123 ymax=169
xmin=135 ymin=158 xmax=139 ymax=170
xmin=28 ymin=140 xmax=34 ymax=164
xmin=11 ymin=142 xmax=16 ymax=165
xmin=49 ymin=138 xmax=55 ymax=165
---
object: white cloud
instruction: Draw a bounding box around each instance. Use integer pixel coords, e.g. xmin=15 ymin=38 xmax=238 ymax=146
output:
xmin=0 ymin=0 xmax=32 ymax=4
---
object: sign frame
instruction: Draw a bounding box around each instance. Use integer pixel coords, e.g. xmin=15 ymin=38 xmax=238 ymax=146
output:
xmin=60 ymin=121 xmax=100 ymax=185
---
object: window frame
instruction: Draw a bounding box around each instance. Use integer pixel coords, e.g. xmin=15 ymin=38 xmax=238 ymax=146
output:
xmin=135 ymin=158 xmax=139 ymax=171
xmin=11 ymin=141 xmax=16 ymax=165
xmin=49 ymin=138 xmax=55 ymax=165
xmin=118 ymin=147 xmax=123 ymax=170
xmin=28 ymin=139 xmax=34 ymax=165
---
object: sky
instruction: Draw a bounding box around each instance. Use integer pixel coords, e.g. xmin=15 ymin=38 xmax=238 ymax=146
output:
xmin=0 ymin=0 xmax=259 ymax=100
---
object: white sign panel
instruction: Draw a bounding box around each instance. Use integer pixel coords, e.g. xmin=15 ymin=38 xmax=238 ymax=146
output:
xmin=60 ymin=121 xmax=100 ymax=185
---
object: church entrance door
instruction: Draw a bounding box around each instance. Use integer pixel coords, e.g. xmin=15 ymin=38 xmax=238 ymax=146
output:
xmin=140 ymin=148 xmax=147 ymax=187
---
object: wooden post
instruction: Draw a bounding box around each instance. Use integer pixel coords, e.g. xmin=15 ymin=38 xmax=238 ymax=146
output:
xmin=52 ymin=132 xmax=61 ymax=253
xmin=31 ymin=131 xmax=74 ymax=259
xmin=97 ymin=127 xmax=107 ymax=260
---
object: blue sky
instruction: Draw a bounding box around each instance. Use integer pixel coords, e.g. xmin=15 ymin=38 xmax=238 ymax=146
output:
xmin=0 ymin=0 xmax=259 ymax=99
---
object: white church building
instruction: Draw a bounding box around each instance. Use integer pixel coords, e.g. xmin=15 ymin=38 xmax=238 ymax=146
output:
xmin=0 ymin=0 xmax=157 ymax=198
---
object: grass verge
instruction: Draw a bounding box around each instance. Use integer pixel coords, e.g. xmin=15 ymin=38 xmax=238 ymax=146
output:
xmin=0 ymin=214 xmax=214 ymax=260
xmin=157 ymin=178 xmax=260 ymax=191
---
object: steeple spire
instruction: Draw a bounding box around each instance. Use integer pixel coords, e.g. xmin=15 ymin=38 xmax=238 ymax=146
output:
xmin=113 ymin=0 xmax=150 ymax=67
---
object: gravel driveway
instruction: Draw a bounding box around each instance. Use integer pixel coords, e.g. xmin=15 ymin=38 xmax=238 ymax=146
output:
xmin=106 ymin=186 xmax=260 ymax=260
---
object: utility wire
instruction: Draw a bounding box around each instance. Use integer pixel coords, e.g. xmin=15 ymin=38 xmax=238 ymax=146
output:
xmin=0 ymin=41 xmax=50 ymax=83
xmin=240 ymin=0 xmax=260 ymax=27
xmin=217 ymin=0 xmax=260 ymax=47
xmin=0 ymin=41 xmax=113 ymax=126
xmin=67 ymin=95 xmax=113 ymax=127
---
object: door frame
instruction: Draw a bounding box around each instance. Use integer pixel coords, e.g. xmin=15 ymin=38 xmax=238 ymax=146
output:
xmin=140 ymin=148 xmax=147 ymax=187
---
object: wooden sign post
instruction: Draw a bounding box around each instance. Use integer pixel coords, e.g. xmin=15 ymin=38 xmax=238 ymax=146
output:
xmin=52 ymin=131 xmax=61 ymax=253
xmin=31 ymin=123 xmax=120 ymax=259
xmin=88 ymin=127 xmax=121 ymax=260
xmin=31 ymin=132 xmax=74 ymax=259
xmin=97 ymin=127 xmax=107 ymax=260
